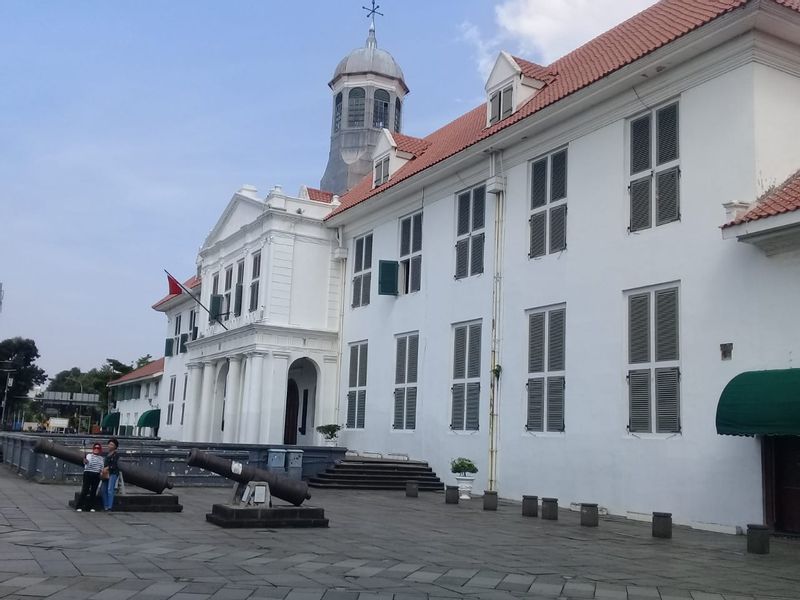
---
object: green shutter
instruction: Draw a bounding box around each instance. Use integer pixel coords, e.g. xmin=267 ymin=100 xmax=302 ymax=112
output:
xmin=407 ymin=335 xmax=419 ymax=383
xmin=406 ymin=387 xmax=417 ymax=430
xmin=233 ymin=283 xmax=243 ymax=316
xmin=451 ymin=383 xmax=465 ymax=430
xmin=395 ymin=336 xmax=407 ymax=384
xmin=455 ymin=239 xmax=469 ymax=279
xmin=470 ymin=233 xmax=485 ymax=276
xmin=179 ymin=333 xmax=189 ymax=354
xmin=529 ymin=212 xmax=546 ymax=258
xmin=346 ymin=391 xmax=356 ymax=428
xmin=467 ymin=323 xmax=482 ymax=379
xmin=526 ymin=378 xmax=544 ymax=431
xmin=165 ymin=338 xmax=174 ymax=357
xmin=453 ymin=326 xmax=467 ymax=379
xmin=209 ymin=294 xmax=223 ymax=322
xmin=630 ymin=114 xmax=651 ymax=174
xmin=465 ymin=382 xmax=480 ymax=431
xmin=393 ymin=388 xmax=404 ymax=429
xmin=378 ymin=261 xmax=399 ymax=295
xmin=656 ymin=103 xmax=679 ymax=165
xmin=629 ymin=369 xmax=651 ymax=433
xmin=546 ymin=376 xmax=565 ymax=432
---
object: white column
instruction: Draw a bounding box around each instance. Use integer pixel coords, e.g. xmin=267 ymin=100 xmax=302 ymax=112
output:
xmin=317 ymin=355 xmax=339 ymax=432
xmin=237 ymin=355 xmax=252 ymax=442
xmin=222 ymin=356 xmax=243 ymax=443
xmin=196 ymin=360 xmax=216 ymax=442
xmin=183 ymin=363 xmax=203 ymax=442
xmin=242 ymin=352 xmax=265 ymax=443
xmin=261 ymin=352 xmax=290 ymax=444
xmin=209 ymin=361 xmax=225 ymax=443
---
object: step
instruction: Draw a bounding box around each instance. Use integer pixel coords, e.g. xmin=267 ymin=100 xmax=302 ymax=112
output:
xmin=322 ymin=468 xmax=437 ymax=477
xmin=332 ymin=464 xmax=435 ymax=474
xmin=308 ymin=481 xmax=443 ymax=491
xmin=314 ymin=472 xmax=441 ymax=482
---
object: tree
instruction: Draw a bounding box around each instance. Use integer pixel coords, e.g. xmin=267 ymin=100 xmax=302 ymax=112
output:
xmin=0 ymin=337 xmax=47 ymax=427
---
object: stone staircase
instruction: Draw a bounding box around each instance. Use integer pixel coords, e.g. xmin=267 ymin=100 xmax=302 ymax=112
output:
xmin=308 ymin=457 xmax=443 ymax=491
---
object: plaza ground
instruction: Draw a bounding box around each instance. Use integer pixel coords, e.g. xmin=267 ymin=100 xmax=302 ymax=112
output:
xmin=0 ymin=468 xmax=798 ymax=600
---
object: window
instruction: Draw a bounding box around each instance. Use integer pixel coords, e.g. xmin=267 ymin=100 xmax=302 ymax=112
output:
xmin=489 ymin=85 xmax=513 ymax=124
xmin=374 ymin=155 xmax=389 ymax=187
xmin=526 ymin=306 xmax=566 ymax=432
xmin=234 ymin=260 xmax=244 ymax=317
xmin=212 ymin=272 xmax=219 ymax=295
xmin=627 ymin=284 xmax=680 ymax=433
xmin=451 ymin=321 xmax=481 ymax=431
xmin=223 ymin=266 xmax=233 ymax=321
xmin=352 ymin=233 xmax=373 ymax=307
xmin=529 ymin=148 xmax=568 ymax=258
xmin=455 ymin=185 xmax=486 ymax=279
xmin=188 ymin=309 xmax=197 ymax=341
xmin=348 ymin=87 xmax=365 ymax=128
xmin=346 ymin=341 xmax=368 ymax=429
xmin=373 ymin=89 xmax=390 ymax=128
xmin=210 ymin=273 xmax=222 ymax=324
xmin=166 ymin=376 xmax=176 ymax=425
xmin=399 ymin=212 xmax=422 ymax=294
xmin=394 ymin=333 xmax=419 ymax=430
xmin=334 ymin=92 xmax=343 ymax=133
xmin=180 ymin=373 xmax=187 ymax=425
xmin=394 ymin=97 xmax=402 ymax=132
xmin=629 ymin=102 xmax=680 ymax=232
xmin=249 ymin=251 xmax=261 ymax=312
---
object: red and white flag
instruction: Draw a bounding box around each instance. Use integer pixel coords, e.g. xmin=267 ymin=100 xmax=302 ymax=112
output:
xmin=167 ymin=274 xmax=182 ymax=296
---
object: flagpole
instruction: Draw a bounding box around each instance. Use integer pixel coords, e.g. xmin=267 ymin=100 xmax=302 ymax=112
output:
xmin=164 ymin=269 xmax=228 ymax=331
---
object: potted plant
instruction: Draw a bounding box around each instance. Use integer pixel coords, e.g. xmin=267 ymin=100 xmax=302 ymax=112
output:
xmin=316 ymin=424 xmax=342 ymax=447
xmin=451 ymin=457 xmax=478 ymax=500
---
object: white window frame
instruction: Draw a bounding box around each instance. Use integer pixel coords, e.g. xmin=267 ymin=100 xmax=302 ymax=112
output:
xmin=529 ymin=147 xmax=568 ymax=259
xmin=249 ymin=251 xmax=261 ymax=312
xmin=525 ymin=304 xmax=566 ymax=433
xmin=451 ymin=320 xmax=481 ymax=432
xmin=166 ymin=375 xmax=176 ymax=426
xmin=488 ymin=83 xmax=513 ymax=125
xmin=180 ymin=372 xmax=187 ymax=425
xmin=454 ymin=185 xmax=486 ymax=280
xmin=393 ymin=332 xmax=419 ymax=431
xmin=223 ymin=265 xmax=233 ymax=321
xmin=399 ymin=211 xmax=422 ymax=295
xmin=173 ymin=313 xmax=182 ymax=353
xmin=374 ymin=154 xmax=390 ymax=187
xmin=352 ymin=233 xmax=373 ymax=308
xmin=346 ymin=341 xmax=368 ymax=429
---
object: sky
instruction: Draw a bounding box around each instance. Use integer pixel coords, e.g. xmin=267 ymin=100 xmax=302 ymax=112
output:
xmin=0 ymin=0 xmax=656 ymax=379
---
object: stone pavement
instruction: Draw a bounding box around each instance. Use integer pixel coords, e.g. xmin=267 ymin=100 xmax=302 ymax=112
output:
xmin=0 ymin=468 xmax=798 ymax=600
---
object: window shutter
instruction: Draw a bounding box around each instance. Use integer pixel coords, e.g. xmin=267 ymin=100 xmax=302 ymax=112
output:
xmin=348 ymin=345 xmax=359 ymax=388
xmin=628 ymin=369 xmax=651 ymax=433
xmin=249 ymin=281 xmax=259 ymax=312
xmin=412 ymin=213 xmax=423 ymax=253
xmin=470 ymin=233 xmax=485 ymax=276
xmin=352 ymin=275 xmax=362 ymax=307
xmin=209 ymin=294 xmax=223 ymax=322
xmin=501 ymin=86 xmax=513 ymax=118
xmin=234 ymin=283 xmax=243 ymax=317
xmin=180 ymin=333 xmax=189 ymax=354
xmin=546 ymin=376 xmax=565 ymax=432
xmin=472 ymin=187 xmax=486 ymax=230
xmin=528 ymin=312 xmax=545 ymax=373
xmin=656 ymin=167 xmax=680 ymax=225
xmin=629 ymin=178 xmax=652 ymax=232
xmin=526 ymin=378 xmax=544 ymax=431
xmin=358 ymin=344 xmax=368 ymax=387
xmin=550 ymin=150 xmax=567 ymax=201
xmin=407 ymin=335 xmax=419 ymax=383
xmin=548 ymin=308 xmax=566 ymax=371
xmin=465 ymin=382 xmax=480 ymax=430
xmin=361 ymin=272 xmax=371 ymax=306
xmin=363 ymin=235 xmax=373 ymax=269
xmin=346 ymin=391 xmax=356 ymax=428
xmin=356 ymin=390 xmax=366 ymax=428
xmin=410 ymin=256 xmax=421 ymax=293
xmin=655 ymin=367 xmax=680 ymax=433
xmin=406 ymin=387 xmax=417 ymax=429
xmin=457 ymin=193 xmax=471 ymax=236
xmin=395 ymin=336 xmax=408 ymax=385
xmin=656 ymin=103 xmax=679 ymax=165
xmin=655 ymin=288 xmax=679 ymax=361
xmin=451 ymin=383 xmax=465 ymax=429
xmin=549 ymin=205 xmax=567 ymax=253
xmin=192 ymin=326 xmax=198 ymax=341
xmin=378 ymin=261 xmax=399 ymax=296
xmin=393 ymin=388 xmax=404 ymax=429
xmin=489 ymin=92 xmax=500 ymax=124
xmin=629 ymin=293 xmax=650 ymax=364
xmin=400 ymin=218 xmax=411 ymax=256
xmin=467 ymin=323 xmax=482 ymax=379
xmin=453 ymin=326 xmax=467 ymax=379
xmin=531 ymin=158 xmax=547 ymax=209
xmin=354 ymin=237 xmax=364 ymax=272
xmin=165 ymin=338 xmax=174 ymax=357
xmin=455 ymin=239 xmax=469 ymax=279
xmin=529 ymin=212 xmax=546 ymax=258
xmin=630 ymin=114 xmax=651 ymax=175
xmin=374 ymin=163 xmax=381 ymax=187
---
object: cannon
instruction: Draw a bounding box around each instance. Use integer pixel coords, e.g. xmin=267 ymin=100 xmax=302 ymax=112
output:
xmin=33 ymin=439 xmax=173 ymax=494
xmin=187 ymin=448 xmax=310 ymax=506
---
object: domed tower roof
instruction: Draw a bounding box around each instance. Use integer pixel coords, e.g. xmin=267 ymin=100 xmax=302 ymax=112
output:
xmin=329 ymin=24 xmax=408 ymax=93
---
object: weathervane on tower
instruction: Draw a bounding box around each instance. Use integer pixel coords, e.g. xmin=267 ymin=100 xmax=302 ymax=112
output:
xmin=362 ymin=0 xmax=383 ymax=29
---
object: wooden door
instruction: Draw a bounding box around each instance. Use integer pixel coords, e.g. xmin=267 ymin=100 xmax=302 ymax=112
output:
xmin=283 ymin=379 xmax=300 ymax=445
xmin=775 ymin=436 xmax=800 ymax=534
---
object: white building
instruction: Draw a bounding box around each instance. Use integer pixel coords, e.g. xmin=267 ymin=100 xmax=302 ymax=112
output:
xmin=107 ymin=358 xmax=164 ymax=436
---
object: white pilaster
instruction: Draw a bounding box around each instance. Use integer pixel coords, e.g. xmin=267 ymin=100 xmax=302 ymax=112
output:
xmin=242 ymin=352 xmax=265 ymax=443
xmin=261 ymin=352 xmax=290 ymax=444
xmin=196 ymin=360 xmax=216 ymax=442
xmin=222 ymin=356 xmax=243 ymax=443
xmin=183 ymin=363 xmax=204 ymax=442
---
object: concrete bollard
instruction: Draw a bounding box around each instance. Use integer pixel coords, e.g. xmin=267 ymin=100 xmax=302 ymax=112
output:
xmin=747 ymin=524 xmax=770 ymax=554
xmin=445 ymin=485 xmax=459 ymax=504
xmin=522 ymin=495 xmax=538 ymax=517
xmin=652 ymin=512 xmax=672 ymax=539
xmin=483 ymin=491 xmax=498 ymax=511
xmin=541 ymin=497 xmax=558 ymax=520
xmin=405 ymin=481 xmax=418 ymax=498
xmin=580 ymin=503 xmax=599 ymax=527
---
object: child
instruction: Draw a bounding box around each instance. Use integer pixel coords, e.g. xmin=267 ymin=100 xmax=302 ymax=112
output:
xmin=76 ymin=442 xmax=104 ymax=512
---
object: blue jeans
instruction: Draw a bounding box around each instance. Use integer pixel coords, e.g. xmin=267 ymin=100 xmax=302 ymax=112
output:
xmin=100 ymin=474 xmax=118 ymax=510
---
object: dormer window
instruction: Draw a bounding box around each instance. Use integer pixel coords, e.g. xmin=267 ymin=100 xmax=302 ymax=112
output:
xmin=489 ymin=85 xmax=513 ymax=124
xmin=374 ymin=155 xmax=390 ymax=187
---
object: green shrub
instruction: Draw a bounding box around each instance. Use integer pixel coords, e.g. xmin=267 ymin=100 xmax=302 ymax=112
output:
xmin=450 ymin=457 xmax=478 ymax=476
xmin=316 ymin=424 xmax=342 ymax=440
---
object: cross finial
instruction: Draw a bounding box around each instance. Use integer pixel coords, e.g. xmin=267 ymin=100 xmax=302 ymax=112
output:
xmin=362 ymin=0 xmax=383 ymax=29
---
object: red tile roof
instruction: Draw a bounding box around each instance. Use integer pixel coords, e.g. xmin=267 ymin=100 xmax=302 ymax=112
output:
xmin=306 ymin=187 xmax=335 ymax=203
xmin=392 ymin=132 xmax=431 ymax=157
xmin=152 ymin=275 xmax=201 ymax=310
xmin=511 ymin=56 xmax=558 ymax=84
xmin=108 ymin=358 xmax=165 ymax=386
xmin=328 ymin=0 xmax=800 ymax=220
xmin=723 ymin=168 xmax=800 ymax=228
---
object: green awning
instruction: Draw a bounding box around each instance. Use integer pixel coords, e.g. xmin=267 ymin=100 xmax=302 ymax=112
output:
xmin=717 ymin=369 xmax=800 ymax=436
xmin=101 ymin=412 xmax=120 ymax=428
xmin=137 ymin=409 xmax=161 ymax=429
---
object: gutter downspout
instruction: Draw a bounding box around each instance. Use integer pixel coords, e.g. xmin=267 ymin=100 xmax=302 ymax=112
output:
xmin=334 ymin=225 xmax=347 ymax=430
xmin=488 ymin=151 xmax=505 ymax=492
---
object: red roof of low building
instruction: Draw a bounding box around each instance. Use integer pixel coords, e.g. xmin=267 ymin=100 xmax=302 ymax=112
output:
xmin=328 ymin=0 xmax=800 ymax=220
xmin=152 ymin=275 xmax=201 ymax=310
xmin=392 ymin=132 xmax=431 ymax=157
xmin=108 ymin=358 xmax=165 ymax=387
xmin=723 ymin=168 xmax=800 ymax=228
xmin=306 ymin=187 xmax=335 ymax=203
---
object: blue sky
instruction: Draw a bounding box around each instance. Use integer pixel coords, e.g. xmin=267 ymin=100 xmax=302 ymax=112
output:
xmin=0 ymin=1 xmax=654 ymax=379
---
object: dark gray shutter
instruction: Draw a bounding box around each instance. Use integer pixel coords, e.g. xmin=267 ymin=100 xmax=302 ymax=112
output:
xmin=656 ymin=103 xmax=679 ymax=165
xmin=346 ymin=391 xmax=356 ymax=428
xmin=628 ymin=369 xmax=651 ymax=433
xmin=356 ymin=390 xmax=366 ymax=428
xmin=363 ymin=235 xmax=373 ymax=269
xmin=209 ymin=294 xmax=223 ymax=322
xmin=629 ymin=293 xmax=650 ymax=364
xmin=467 ymin=323 xmax=482 ymax=379
xmin=348 ymin=345 xmax=359 ymax=388
xmin=352 ymin=275 xmax=362 ymax=307
xmin=451 ymin=383 xmax=465 ymax=429
xmin=630 ymin=114 xmax=651 ymax=174
xmin=550 ymin=150 xmax=567 ymax=201
xmin=526 ymin=378 xmax=544 ymax=431
xmin=465 ymin=382 xmax=480 ymax=430
xmin=410 ymin=256 xmax=421 ymax=292
xmin=455 ymin=239 xmax=469 ymax=279
xmin=655 ymin=367 xmax=680 ymax=433
xmin=629 ymin=178 xmax=652 ymax=232
xmin=164 ymin=338 xmax=174 ymax=357
xmin=457 ymin=193 xmax=471 ymax=236
xmin=361 ymin=271 xmax=371 ymax=306
xmin=406 ymin=387 xmax=417 ymax=429
xmin=358 ymin=344 xmax=368 ymax=387
xmin=549 ymin=205 xmax=567 ymax=253
xmin=655 ymin=288 xmax=679 ymax=361
xmin=546 ymin=376 xmax=565 ymax=432
xmin=656 ymin=167 xmax=680 ymax=225
xmin=354 ymin=237 xmax=364 ymax=272
xmin=412 ymin=213 xmax=423 ymax=253
xmin=374 ymin=162 xmax=381 ymax=186
xmin=501 ymin=86 xmax=513 ymax=118
xmin=180 ymin=333 xmax=189 ymax=354
xmin=233 ymin=283 xmax=243 ymax=317
xmin=378 ymin=261 xmax=399 ymax=295
xmin=407 ymin=335 xmax=419 ymax=383
xmin=489 ymin=92 xmax=500 ymax=124
xmin=472 ymin=187 xmax=486 ymax=230
xmin=548 ymin=308 xmax=566 ymax=371
xmin=453 ymin=326 xmax=467 ymax=379
xmin=529 ymin=212 xmax=546 ymax=258
xmin=395 ymin=336 xmax=408 ymax=385
xmin=393 ymin=388 xmax=404 ymax=429
xmin=528 ymin=312 xmax=545 ymax=373
xmin=470 ymin=233 xmax=485 ymax=276
xmin=531 ymin=158 xmax=547 ymax=209
xmin=400 ymin=218 xmax=411 ymax=256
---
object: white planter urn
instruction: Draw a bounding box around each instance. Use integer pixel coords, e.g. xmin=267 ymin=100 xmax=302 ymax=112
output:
xmin=454 ymin=475 xmax=475 ymax=500
xmin=323 ymin=438 xmax=338 ymax=447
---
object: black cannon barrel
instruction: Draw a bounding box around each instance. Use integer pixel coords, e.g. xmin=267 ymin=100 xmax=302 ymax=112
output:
xmin=33 ymin=440 xmax=173 ymax=494
xmin=187 ymin=448 xmax=310 ymax=506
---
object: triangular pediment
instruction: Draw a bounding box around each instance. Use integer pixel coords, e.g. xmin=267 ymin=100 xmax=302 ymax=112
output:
xmin=485 ymin=51 xmax=520 ymax=93
xmin=202 ymin=192 xmax=264 ymax=250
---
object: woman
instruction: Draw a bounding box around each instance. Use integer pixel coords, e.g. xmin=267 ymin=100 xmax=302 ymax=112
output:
xmin=75 ymin=442 xmax=104 ymax=512
xmin=99 ymin=437 xmax=120 ymax=512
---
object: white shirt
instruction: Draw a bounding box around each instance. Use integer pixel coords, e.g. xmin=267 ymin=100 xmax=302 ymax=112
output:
xmin=84 ymin=453 xmax=105 ymax=473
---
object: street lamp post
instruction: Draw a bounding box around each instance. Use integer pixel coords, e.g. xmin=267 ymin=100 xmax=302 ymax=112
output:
xmin=1 ymin=373 xmax=13 ymax=430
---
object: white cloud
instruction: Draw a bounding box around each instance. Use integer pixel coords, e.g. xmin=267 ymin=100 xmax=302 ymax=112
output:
xmin=458 ymin=21 xmax=501 ymax=81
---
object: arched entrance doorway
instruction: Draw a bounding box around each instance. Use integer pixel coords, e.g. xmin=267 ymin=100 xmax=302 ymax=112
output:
xmin=284 ymin=358 xmax=317 ymax=445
